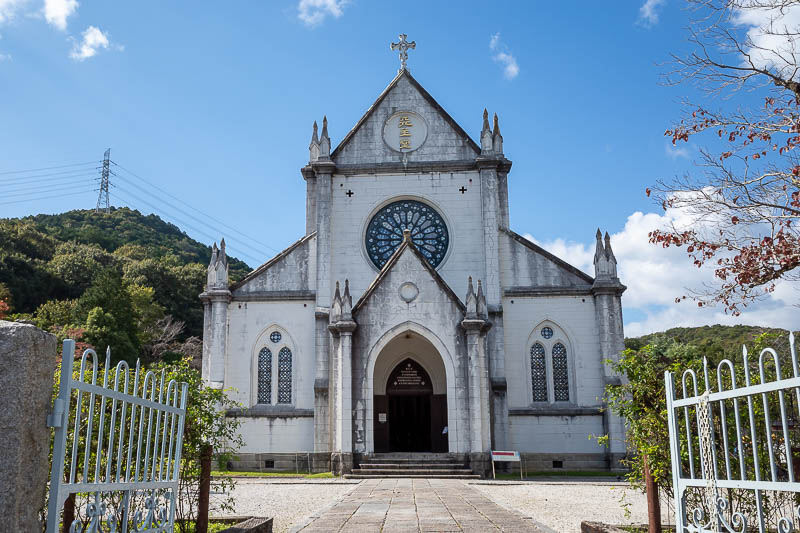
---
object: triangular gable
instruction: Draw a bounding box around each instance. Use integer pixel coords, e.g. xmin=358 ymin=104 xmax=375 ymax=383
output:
xmin=332 ymin=70 xmax=480 ymax=167
xmin=501 ymin=229 xmax=595 ymax=289
xmin=353 ymin=238 xmax=465 ymax=315
xmin=230 ymin=233 xmax=315 ymax=295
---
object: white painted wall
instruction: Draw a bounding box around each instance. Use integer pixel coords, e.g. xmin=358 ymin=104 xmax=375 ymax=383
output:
xmin=237 ymin=417 xmax=315 ymax=453
xmin=225 ymin=300 xmax=316 ymax=410
xmin=502 ymin=295 xmax=611 ymax=453
xmin=508 ymin=416 xmax=605 ymax=453
xmin=329 ymin=171 xmax=485 ymax=305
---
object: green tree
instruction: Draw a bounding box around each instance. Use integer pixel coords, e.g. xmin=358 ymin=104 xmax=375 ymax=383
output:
xmin=46 ymin=241 xmax=116 ymax=297
xmin=126 ymin=284 xmax=166 ymax=345
xmin=33 ymin=298 xmax=80 ymax=331
xmin=79 ymin=268 xmax=140 ymax=364
xmin=152 ymin=358 xmax=243 ymax=533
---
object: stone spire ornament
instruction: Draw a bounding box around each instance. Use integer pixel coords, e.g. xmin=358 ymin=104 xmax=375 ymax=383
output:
xmin=309 ymin=120 xmax=320 ymax=163
xmin=330 ymin=280 xmax=342 ymax=324
xmin=465 ymin=276 xmax=478 ymax=319
xmin=390 ymin=33 xmax=416 ymax=72
xmin=476 ymin=279 xmax=488 ymax=320
xmin=207 ymin=239 xmax=229 ymax=290
xmin=319 ymin=116 xmax=331 ymax=159
xmin=492 ymin=113 xmax=504 ymax=155
xmin=604 ymin=232 xmax=618 ymax=278
xmin=341 ymin=279 xmax=353 ymax=320
xmin=480 ymin=109 xmax=493 ymax=154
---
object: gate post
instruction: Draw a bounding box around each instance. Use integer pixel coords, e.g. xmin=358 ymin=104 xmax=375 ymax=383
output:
xmin=46 ymin=339 xmax=74 ymax=533
xmin=664 ymin=371 xmax=684 ymax=532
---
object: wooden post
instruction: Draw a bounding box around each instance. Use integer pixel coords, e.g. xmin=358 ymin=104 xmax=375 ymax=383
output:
xmin=197 ymin=444 xmax=212 ymax=533
xmin=644 ymin=455 xmax=662 ymax=533
xmin=61 ymin=493 xmax=75 ymax=533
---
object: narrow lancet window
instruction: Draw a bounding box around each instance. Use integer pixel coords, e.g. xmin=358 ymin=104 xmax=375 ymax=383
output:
xmin=530 ymin=343 xmax=547 ymax=402
xmin=257 ymin=347 xmax=272 ymax=404
xmin=552 ymin=342 xmax=569 ymax=401
xmin=278 ymin=347 xmax=292 ymax=404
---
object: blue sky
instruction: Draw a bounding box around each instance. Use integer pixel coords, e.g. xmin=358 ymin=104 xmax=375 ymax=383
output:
xmin=0 ymin=0 xmax=795 ymax=335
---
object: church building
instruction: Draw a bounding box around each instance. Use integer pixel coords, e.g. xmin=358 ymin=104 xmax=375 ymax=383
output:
xmin=201 ymin=36 xmax=627 ymax=476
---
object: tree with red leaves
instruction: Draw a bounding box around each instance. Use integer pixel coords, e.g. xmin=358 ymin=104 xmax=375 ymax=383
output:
xmin=651 ymin=0 xmax=800 ymax=314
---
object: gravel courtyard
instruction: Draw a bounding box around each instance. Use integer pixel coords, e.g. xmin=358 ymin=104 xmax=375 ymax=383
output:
xmin=471 ymin=480 xmax=673 ymax=532
xmin=213 ymin=477 xmax=672 ymax=532
xmin=211 ymin=478 xmax=360 ymax=533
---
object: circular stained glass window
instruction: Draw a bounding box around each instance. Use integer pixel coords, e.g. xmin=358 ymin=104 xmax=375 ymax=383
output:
xmin=365 ymin=200 xmax=449 ymax=269
xmin=270 ymin=331 xmax=282 ymax=343
xmin=541 ymin=327 xmax=553 ymax=339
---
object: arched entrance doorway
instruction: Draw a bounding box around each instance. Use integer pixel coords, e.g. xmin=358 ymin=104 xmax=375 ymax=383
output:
xmin=372 ymin=332 xmax=448 ymax=453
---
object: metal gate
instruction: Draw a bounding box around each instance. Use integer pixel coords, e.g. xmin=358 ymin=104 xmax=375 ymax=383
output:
xmin=665 ymin=333 xmax=800 ymax=532
xmin=46 ymin=339 xmax=188 ymax=533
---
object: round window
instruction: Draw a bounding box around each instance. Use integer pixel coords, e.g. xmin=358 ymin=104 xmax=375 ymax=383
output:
xmin=270 ymin=331 xmax=282 ymax=343
xmin=541 ymin=327 xmax=553 ymax=339
xmin=365 ymin=200 xmax=449 ymax=269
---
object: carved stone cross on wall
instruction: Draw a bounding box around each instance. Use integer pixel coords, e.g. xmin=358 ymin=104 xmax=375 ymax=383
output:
xmin=390 ymin=34 xmax=416 ymax=71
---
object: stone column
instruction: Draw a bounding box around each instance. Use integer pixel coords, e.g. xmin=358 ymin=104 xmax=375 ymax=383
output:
xmin=592 ymin=230 xmax=627 ymax=469
xmin=201 ymin=289 xmax=230 ymax=386
xmin=332 ymin=322 xmax=356 ymax=474
xmin=462 ymin=319 xmax=485 ymax=452
xmin=302 ymin=166 xmax=317 ymax=236
xmin=0 ymin=321 xmax=57 ymax=532
xmin=476 ymin=159 xmax=501 ymax=307
xmin=313 ymin=161 xmax=335 ymax=308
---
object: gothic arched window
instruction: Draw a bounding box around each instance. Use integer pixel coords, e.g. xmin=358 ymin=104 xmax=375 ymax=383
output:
xmin=530 ymin=343 xmax=548 ymax=402
xmin=277 ymin=347 xmax=293 ymax=404
xmin=528 ymin=323 xmax=572 ymax=404
xmin=257 ymin=347 xmax=272 ymax=404
xmin=552 ymin=342 xmax=569 ymax=401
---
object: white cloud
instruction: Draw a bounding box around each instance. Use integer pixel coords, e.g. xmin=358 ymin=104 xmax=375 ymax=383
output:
xmin=69 ymin=25 xmax=109 ymax=61
xmin=489 ymin=33 xmax=519 ymax=80
xmin=0 ymin=0 xmax=28 ymax=25
xmin=733 ymin=3 xmax=800 ymax=76
xmin=665 ymin=142 xmax=690 ymax=159
xmin=297 ymin=0 xmax=348 ymax=27
xmin=638 ymin=0 xmax=666 ymax=27
xmin=44 ymin=0 xmax=77 ymax=30
xmin=526 ymin=204 xmax=800 ymax=337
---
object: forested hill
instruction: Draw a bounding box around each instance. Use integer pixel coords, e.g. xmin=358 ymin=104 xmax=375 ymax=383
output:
xmin=0 ymin=208 xmax=252 ymax=362
xmin=626 ymin=324 xmax=794 ymax=359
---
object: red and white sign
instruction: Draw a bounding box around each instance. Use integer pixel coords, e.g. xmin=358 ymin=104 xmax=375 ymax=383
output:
xmin=491 ymin=451 xmax=521 ymax=462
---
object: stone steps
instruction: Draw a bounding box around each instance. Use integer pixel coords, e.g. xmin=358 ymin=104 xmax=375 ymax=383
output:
xmin=356 ymin=463 xmax=466 ymax=469
xmin=344 ymin=474 xmax=481 ymax=479
xmin=351 ymin=468 xmax=475 ymax=476
xmin=347 ymin=453 xmax=479 ymax=479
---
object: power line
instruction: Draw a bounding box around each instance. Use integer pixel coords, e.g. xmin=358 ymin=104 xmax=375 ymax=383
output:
xmin=0 ymin=161 xmax=100 ymax=176
xmin=112 ymin=162 xmax=281 ymax=254
xmin=0 ymin=167 xmax=100 ymax=183
xmin=114 ymin=179 xmax=274 ymax=260
xmin=0 ymin=189 xmax=94 ymax=207
xmin=0 ymin=176 xmax=96 ymax=194
xmin=110 ymin=188 xmax=265 ymax=267
xmin=1 ymin=183 xmax=96 ymax=199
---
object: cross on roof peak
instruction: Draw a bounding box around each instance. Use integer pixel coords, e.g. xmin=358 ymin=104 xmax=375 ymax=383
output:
xmin=390 ymin=34 xmax=416 ymax=72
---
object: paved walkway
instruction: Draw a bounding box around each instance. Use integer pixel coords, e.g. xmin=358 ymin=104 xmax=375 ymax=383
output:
xmin=292 ymin=478 xmax=542 ymax=532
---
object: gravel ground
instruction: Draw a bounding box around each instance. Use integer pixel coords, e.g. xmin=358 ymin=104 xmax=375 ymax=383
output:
xmin=210 ymin=478 xmax=360 ymax=533
xmin=212 ymin=478 xmax=672 ymax=533
xmin=470 ymin=480 xmax=672 ymax=532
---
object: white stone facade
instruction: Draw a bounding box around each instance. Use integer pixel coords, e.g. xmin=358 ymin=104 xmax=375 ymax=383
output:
xmin=201 ymin=69 xmax=627 ymax=474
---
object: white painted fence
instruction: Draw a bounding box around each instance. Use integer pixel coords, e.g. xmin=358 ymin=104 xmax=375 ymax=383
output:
xmin=665 ymin=333 xmax=800 ymax=532
xmin=46 ymin=339 xmax=188 ymax=533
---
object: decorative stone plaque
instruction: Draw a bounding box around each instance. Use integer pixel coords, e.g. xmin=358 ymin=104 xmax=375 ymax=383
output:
xmin=383 ymin=111 xmax=427 ymax=152
xmin=399 ymin=282 xmax=419 ymax=303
